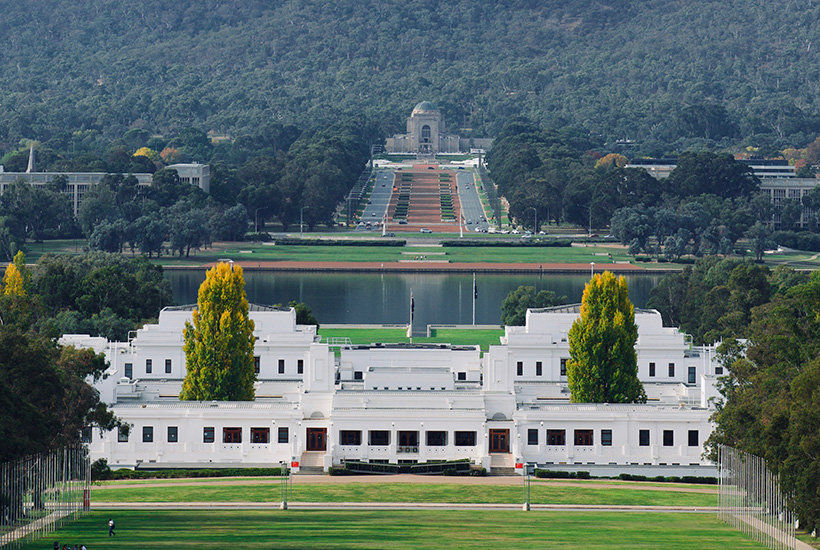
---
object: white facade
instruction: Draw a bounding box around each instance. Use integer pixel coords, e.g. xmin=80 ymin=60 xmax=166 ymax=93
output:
xmin=67 ymin=304 xmax=721 ymax=474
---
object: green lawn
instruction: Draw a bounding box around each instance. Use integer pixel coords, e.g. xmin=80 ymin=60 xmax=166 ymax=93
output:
xmin=18 ymin=510 xmax=768 ymax=550
xmin=91 ymin=481 xmax=716 ymax=507
xmin=317 ymin=328 xmax=504 ymax=350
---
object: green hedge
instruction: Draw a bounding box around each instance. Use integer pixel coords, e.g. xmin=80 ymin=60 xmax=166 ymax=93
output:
xmin=617 ymin=473 xmax=718 ymax=485
xmin=95 ymin=464 xmax=286 ymax=481
xmin=273 ymin=238 xmax=406 ymax=247
xmin=534 ymin=469 xmax=590 ymax=479
xmin=440 ymin=240 xmax=572 ymax=247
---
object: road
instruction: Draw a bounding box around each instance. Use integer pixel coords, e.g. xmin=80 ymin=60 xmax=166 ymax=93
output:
xmin=456 ymin=170 xmax=489 ymax=233
xmin=356 ymin=171 xmax=394 ymax=234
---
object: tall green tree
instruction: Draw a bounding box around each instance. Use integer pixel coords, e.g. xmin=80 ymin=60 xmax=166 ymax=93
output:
xmin=180 ymin=262 xmax=256 ymax=401
xmin=500 ymin=285 xmax=566 ymax=326
xmin=567 ymin=271 xmax=646 ymax=403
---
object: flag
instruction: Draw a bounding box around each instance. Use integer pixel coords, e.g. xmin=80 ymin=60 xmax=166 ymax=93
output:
xmin=407 ymin=290 xmax=414 ymax=338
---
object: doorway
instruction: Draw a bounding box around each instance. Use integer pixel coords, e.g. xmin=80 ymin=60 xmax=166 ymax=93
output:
xmin=307 ymin=428 xmax=327 ymax=451
xmin=489 ymin=429 xmax=510 ymax=453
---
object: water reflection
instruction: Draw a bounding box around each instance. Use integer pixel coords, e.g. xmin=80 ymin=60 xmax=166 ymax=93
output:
xmin=166 ymin=271 xmax=662 ymax=327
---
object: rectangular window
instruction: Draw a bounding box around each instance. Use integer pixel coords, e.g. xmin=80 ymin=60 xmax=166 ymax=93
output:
xmin=426 ymin=431 xmax=447 ymax=446
xmin=663 ymin=430 xmax=674 ymax=447
xmin=354 ymin=371 xmax=363 ymax=381
xmin=203 ymin=427 xmax=215 ymax=443
xmin=715 ymin=366 xmax=724 ymax=375
xmin=668 ymin=363 xmax=675 ymax=377
xmin=167 ymin=426 xmax=178 ymax=443
xmin=639 ymin=430 xmax=650 ymax=446
xmin=297 ymin=359 xmax=304 ymax=374
xmin=254 ymin=356 xmax=260 ymax=375
xmin=454 ymin=431 xmax=476 ymax=446
xmin=278 ymin=427 xmax=289 ymax=443
xmin=688 ymin=430 xmax=699 ymax=447
xmin=278 ymin=359 xmax=285 ymax=374
xmin=340 ymin=430 xmax=362 ymax=445
xmin=398 ymin=431 xmax=419 ymax=447
xmin=251 ymin=427 xmax=270 ymax=443
xmin=601 ymin=429 xmax=612 ymax=446
xmin=81 ymin=427 xmax=92 ymax=443
xmin=527 ymin=428 xmax=539 ymax=445
xmin=547 ymin=429 xmax=566 ymax=446
xmin=457 ymin=371 xmax=466 ymax=381
xmin=142 ymin=426 xmax=153 ymax=443
xmin=124 ymin=363 xmax=133 ymax=379
xmin=516 ymin=361 xmax=523 ymax=376
xmin=688 ymin=366 xmax=697 ymax=384
xmin=560 ymin=358 xmax=568 ymax=376
xmin=649 ymin=362 xmax=655 ymax=377
xmin=145 ymin=359 xmax=152 ymax=374
xmin=574 ymin=429 xmax=593 ymax=446
xmin=369 ymin=430 xmax=390 ymax=446
xmin=117 ymin=426 xmax=129 ymax=442
xmin=223 ymin=427 xmax=242 ymax=443
xmin=165 ymin=359 xmax=172 ymax=374
xmin=536 ymin=361 xmax=542 ymax=376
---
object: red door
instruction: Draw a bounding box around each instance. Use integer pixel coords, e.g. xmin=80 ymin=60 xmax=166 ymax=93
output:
xmin=307 ymin=428 xmax=327 ymax=451
xmin=489 ymin=429 xmax=510 ymax=453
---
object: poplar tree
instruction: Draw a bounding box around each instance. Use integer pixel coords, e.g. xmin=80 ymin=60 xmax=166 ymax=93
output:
xmin=567 ymin=271 xmax=646 ymax=403
xmin=180 ymin=262 xmax=256 ymax=401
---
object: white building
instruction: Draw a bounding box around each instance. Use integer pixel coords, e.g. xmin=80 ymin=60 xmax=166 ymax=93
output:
xmin=66 ymin=304 xmax=721 ymax=475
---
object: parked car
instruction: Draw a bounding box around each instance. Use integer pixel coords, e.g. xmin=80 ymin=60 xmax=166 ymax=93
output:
xmin=419 ymin=228 xmax=433 ymax=234
xmin=511 ymin=229 xmax=520 ymax=235
xmin=382 ymin=232 xmax=396 ymax=237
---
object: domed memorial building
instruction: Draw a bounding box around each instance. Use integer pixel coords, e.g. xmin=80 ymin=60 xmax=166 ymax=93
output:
xmin=387 ymin=101 xmax=492 ymax=155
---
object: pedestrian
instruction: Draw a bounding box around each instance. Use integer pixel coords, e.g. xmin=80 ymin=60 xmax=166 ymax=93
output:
xmin=81 ymin=546 xmax=87 ymax=550
xmin=108 ymin=517 xmax=115 ymax=536
xmin=53 ymin=542 xmax=59 ymax=550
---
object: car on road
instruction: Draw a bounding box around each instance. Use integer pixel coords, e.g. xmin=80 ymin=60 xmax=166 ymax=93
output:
xmin=419 ymin=228 xmax=432 ymax=233
xmin=382 ymin=232 xmax=396 ymax=237
xmin=398 ymin=220 xmax=408 ymax=224
xmin=511 ymin=229 xmax=520 ymax=235
xmin=371 ymin=212 xmax=376 ymax=216
xmin=466 ymin=219 xmax=472 ymax=224
xmin=474 ymin=227 xmax=482 ymax=232
xmin=521 ymin=234 xmax=532 ymax=240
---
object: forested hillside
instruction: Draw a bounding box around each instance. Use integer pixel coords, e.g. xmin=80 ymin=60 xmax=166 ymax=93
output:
xmin=2 ymin=0 xmax=820 ymax=153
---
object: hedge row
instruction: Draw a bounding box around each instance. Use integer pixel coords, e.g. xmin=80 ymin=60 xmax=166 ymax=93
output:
xmin=440 ymin=240 xmax=572 ymax=247
xmin=618 ymin=473 xmax=718 ymax=485
xmin=534 ymin=469 xmax=591 ymax=479
xmin=273 ymin=238 xmax=406 ymax=247
xmin=93 ymin=463 xmax=285 ymax=481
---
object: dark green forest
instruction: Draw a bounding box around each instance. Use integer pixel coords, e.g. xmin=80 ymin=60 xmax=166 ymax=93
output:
xmin=2 ymin=0 xmax=820 ymax=153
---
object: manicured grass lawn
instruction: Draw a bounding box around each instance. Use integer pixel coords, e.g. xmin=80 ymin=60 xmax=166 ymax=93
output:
xmin=91 ymin=482 xmax=716 ymax=507
xmin=317 ymin=328 xmax=504 ymax=350
xmin=18 ymin=510 xmax=767 ymax=550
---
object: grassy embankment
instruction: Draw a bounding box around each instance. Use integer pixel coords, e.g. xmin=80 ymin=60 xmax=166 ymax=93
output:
xmin=18 ymin=509 xmax=769 ymax=550
xmin=317 ymin=328 xmax=504 ymax=351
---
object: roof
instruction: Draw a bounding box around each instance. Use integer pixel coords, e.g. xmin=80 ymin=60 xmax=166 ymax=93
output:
xmin=412 ymin=101 xmax=438 ymax=112
xmin=529 ymin=303 xmax=656 ymax=315
xmin=162 ymin=304 xmax=290 ymax=312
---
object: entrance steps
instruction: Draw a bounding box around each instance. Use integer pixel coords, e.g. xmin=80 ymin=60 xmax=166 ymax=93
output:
xmin=489 ymin=453 xmax=515 ymax=475
xmin=295 ymin=465 xmax=325 ymax=476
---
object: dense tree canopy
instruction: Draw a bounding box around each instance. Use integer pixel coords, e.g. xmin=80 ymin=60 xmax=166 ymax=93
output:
xmin=500 ymin=285 xmax=566 ymax=326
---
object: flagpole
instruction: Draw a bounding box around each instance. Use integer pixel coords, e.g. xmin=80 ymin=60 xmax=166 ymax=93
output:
xmin=472 ymin=272 xmax=476 ymax=326
xmin=407 ymin=288 xmax=414 ymax=342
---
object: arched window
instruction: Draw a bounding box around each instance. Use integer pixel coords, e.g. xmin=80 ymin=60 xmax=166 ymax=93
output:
xmin=421 ymin=125 xmax=431 ymax=142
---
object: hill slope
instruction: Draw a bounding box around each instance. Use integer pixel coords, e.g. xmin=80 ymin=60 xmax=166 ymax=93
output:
xmin=2 ymin=0 xmax=819 ymax=151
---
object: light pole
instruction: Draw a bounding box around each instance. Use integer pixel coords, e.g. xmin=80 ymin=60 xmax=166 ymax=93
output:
xmin=590 ymin=262 xmax=595 ymax=278
xmin=300 ymin=206 xmax=309 ymax=238
xmin=255 ymin=206 xmax=268 ymax=234
xmin=527 ymin=206 xmax=538 ymax=233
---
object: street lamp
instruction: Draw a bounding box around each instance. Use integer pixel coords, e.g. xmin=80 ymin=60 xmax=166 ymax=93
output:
xmin=590 ymin=262 xmax=595 ymax=278
xmin=255 ymin=206 xmax=268 ymax=234
xmin=527 ymin=206 xmax=538 ymax=234
xmin=300 ymin=206 xmax=309 ymax=238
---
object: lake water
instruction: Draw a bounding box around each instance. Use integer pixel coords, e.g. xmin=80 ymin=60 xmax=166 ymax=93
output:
xmin=165 ymin=271 xmax=663 ymax=327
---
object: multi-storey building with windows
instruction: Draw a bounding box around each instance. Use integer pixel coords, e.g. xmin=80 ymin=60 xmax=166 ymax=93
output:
xmin=66 ymin=303 xmax=721 ymax=475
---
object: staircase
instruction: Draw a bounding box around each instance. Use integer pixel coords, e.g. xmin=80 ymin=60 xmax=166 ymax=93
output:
xmin=489 ymin=453 xmax=516 ymax=476
xmin=297 ymin=451 xmax=326 ymax=475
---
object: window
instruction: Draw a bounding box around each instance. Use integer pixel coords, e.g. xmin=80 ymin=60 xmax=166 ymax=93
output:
xmin=165 ymin=359 xmax=172 ymax=374
xmin=663 ymin=430 xmax=674 ymax=447
xmin=715 ymin=366 xmax=724 ymax=375
xmin=146 ymin=359 xmax=152 ymax=374
xmin=516 ymin=361 xmax=523 ymax=376
xmin=668 ymin=363 xmax=675 ymax=377
xmin=340 ymin=430 xmax=362 ymax=445
xmin=649 ymin=362 xmax=655 ymax=377
xmin=574 ymin=429 xmax=593 ymax=446
xmin=688 ymin=430 xmax=699 ymax=447
xmin=167 ymin=426 xmax=178 ymax=443
xmin=251 ymin=427 xmax=270 ymax=443
xmin=254 ymin=356 xmax=260 ymax=375
xmin=547 ymin=429 xmax=566 ymax=446
xmin=278 ymin=359 xmax=285 ymax=374
xmin=639 ymin=430 xmax=650 ymax=446
xmin=117 ymin=426 xmax=129 ymax=442
xmin=142 ymin=426 xmax=154 ymax=443
xmin=457 ymin=371 xmax=466 ymax=381
xmin=426 ymin=431 xmax=447 ymax=446
xmin=527 ymin=428 xmax=539 ymax=445
xmin=124 ymin=362 xmax=133 ymax=379
xmin=560 ymin=358 xmax=568 ymax=376
xmin=601 ymin=429 xmax=612 ymax=446
xmin=536 ymin=361 xmax=542 ymax=376
xmin=369 ymin=430 xmax=390 ymax=446
xmin=354 ymin=371 xmax=363 ymax=381
xmin=297 ymin=359 xmax=304 ymax=374
xmin=81 ymin=427 xmax=92 ymax=443
xmin=278 ymin=427 xmax=289 ymax=443
xmin=688 ymin=367 xmax=696 ymax=384
xmin=398 ymin=431 xmax=419 ymax=447
xmin=203 ymin=427 xmax=215 ymax=443
xmin=223 ymin=427 xmax=242 ymax=443
xmin=454 ymin=431 xmax=476 ymax=446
